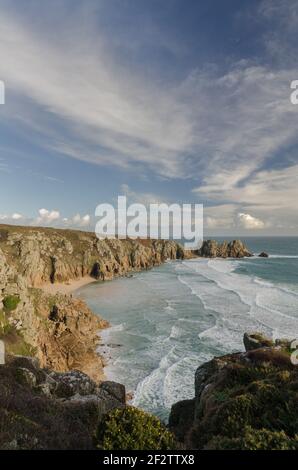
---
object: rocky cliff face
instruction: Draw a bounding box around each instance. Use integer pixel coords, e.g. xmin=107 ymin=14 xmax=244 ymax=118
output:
xmin=169 ymin=333 xmax=298 ymax=450
xmin=0 ymin=224 xmax=187 ymax=382
xmin=197 ymin=239 xmax=252 ymax=258
xmin=0 ymin=243 xmax=108 ymax=381
xmin=0 ymin=225 xmax=188 ymax=287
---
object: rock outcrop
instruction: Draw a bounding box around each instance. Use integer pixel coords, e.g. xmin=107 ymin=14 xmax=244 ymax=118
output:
xmin=259 ymin=252 xmax=269 ymax=258
xmin=243 ymin=331 xmax=274 ymax=351
xmin=169 ymin=332 xmax=298 ymax=450
xmin=0 ymin=224 xmax=188 ymax=381
xmin=197 ymin=239 xmax=252 ymax=258
xmin=0 ymin=243 xmax=108 ymax=382
xmin=0 ymin=355 xmax=125 ymax=449
xmin=0 ymin=225 xmax=189 ymax=287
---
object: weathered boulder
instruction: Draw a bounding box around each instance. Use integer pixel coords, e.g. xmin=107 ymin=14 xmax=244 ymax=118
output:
xmin=48 ymin=370 xmax=97 ymax=398
xmin=99 ymin=381 xmax=126 ymax=404
xmin=259 ymin=252 xmax=269 ymax=258
xmin=168 ymin=399 xmax=195 ymax=443
xmin=243 ymin=332 xmax=274 ymax=351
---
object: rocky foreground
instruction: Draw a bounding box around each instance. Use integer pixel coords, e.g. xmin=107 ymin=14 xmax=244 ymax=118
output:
xmin=0 ymin=355 xmax=126 ymax=449
xmin=169 ymin=333 xmax=298 ymax=450
xmin=0 ymin=332 xmax=297 ymax=450
xmin=0 ymin=224 xmax=188 ymax=381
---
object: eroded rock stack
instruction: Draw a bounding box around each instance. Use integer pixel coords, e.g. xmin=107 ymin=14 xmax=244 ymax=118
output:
xmin=197 ymin=239 xmax=252 ymax=258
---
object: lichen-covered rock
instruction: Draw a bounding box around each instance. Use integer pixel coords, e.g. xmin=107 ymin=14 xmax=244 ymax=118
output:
xmin=243 ymin=332 xmax=274 ymax=351
xmin=0 ymin=355 xmax=126 ymax=449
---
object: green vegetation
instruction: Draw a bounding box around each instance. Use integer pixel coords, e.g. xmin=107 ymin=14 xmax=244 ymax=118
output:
xmin=189 ymin=351 xmax=298 ymax=450
xmin=207 ymin=427 xmax=298 ymax=450
xmin=0 ymin=310 xmax=13 ymax=336
xmin=3 ymin=295 xmax=20 ymax=311
xmin=96 ymin=407 xmax=176 ymax=450
xmin=0 ymin=310 xmax=35 ymax=357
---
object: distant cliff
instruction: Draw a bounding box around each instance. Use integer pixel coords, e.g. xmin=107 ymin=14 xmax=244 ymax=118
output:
xmin=197 ymin=239 xmax=252 ymax=258
xmin=0 ymin=224 xmax=188 ymax=381
xmin=0 ymin=224 xmax=188 ymax=286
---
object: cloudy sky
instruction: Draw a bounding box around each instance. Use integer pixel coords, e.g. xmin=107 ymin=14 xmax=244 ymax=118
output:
xmin=0 ymin=0 xmax=298 ymax=235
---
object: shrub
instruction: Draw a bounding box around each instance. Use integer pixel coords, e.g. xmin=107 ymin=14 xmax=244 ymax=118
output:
xmin=96 ymin=406 xmax=176 ymax=450
xmin=240 ymin=427 xmax=298 ymax=450
xmin=3 ymin=295 xmax=20 ymax=311
xmin=206 ymin=427 xmax=298 ymax=450
xmin=217 ymin=394 xmax=255 ymax=437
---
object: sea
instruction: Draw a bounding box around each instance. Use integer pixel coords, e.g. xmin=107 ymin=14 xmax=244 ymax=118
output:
xmin=77 ymin=237 xmax=298 ymax=422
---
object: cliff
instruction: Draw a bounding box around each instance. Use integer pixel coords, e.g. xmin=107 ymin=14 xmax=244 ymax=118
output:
xmin=169 ymin=333 xmax=298 ymax=450
xmin=0 ymin=224 xmax=188 ymax=381
xmin=0 ymin=224 xmax=188 ymax=287
xmin=197 ymin=239 xmax=252 ymax=258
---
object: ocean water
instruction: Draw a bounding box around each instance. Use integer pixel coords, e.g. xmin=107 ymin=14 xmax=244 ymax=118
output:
xmin=77 ymin=237 xmax=298 ymax=422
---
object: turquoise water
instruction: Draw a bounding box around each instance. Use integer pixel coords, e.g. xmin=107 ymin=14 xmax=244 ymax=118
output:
xmin=78 ymin=237 xmax=298 ymax=422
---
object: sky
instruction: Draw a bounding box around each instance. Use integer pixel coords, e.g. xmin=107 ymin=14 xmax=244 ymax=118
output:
xmin=0 ymin=0 xmax=298 ymax=235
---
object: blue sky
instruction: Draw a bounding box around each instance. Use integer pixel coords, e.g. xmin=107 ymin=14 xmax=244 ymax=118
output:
xmin=0 ymin=0 xmax=298 ymax=234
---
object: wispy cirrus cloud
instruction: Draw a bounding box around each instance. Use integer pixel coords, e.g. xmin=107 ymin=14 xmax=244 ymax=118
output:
xmin=0 ymin=1 xmax=297 ymax=183
xmin=0 ymin=0 xmax=298 ymax=233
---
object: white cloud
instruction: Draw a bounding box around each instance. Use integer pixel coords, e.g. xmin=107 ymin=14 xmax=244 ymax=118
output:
xmin=120 ymin=184 xmax=163 ymax=205
xmin=36 ymin=208 xmax=60 ymax=224
xmin=72 ymin=214 xmax=81 ymax=224
xmin=11 ymin=213 xmax=23 ymax=220
xmin=237 ymin=213 xmax=265 ymax=230
xmin=0 ymin=212 xmax=23 ymax=222
xmin=81 ymin=214 xmax=91 ymax=226
xmin=70 ymin=213 xmax=91 ymax=227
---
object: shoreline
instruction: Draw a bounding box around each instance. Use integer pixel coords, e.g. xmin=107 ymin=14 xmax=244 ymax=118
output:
xmin=41 ymin=275 xmax=97 ymax=295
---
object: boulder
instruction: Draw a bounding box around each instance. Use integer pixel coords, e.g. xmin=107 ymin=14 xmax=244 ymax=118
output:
xmin=49 ymin=370 xmax=97 ymax=398
xmin=99 ymin=381 xmax=126 ymax=404
xmin=243 ymin=332 xmax=274 ymax=351
xmin=259 ymin=252 xmax=269 ymax=258
xmin=168 ymin=399 xmax=195 ymax=442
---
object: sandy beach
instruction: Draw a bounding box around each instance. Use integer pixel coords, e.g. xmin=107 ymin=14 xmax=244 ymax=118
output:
xmin=42 ymin=275 xmax=97 ymax=295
